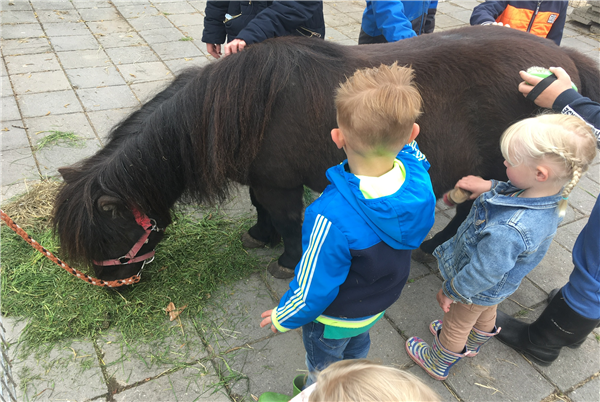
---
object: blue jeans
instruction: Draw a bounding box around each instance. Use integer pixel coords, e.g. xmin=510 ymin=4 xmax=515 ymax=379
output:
xmin=302 ymin=321 xmax=371 ymax=388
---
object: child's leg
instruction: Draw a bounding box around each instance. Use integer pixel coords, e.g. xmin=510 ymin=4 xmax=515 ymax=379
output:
xmin=439 ymin=302 xmax=489 ymax=353
xmin=302 ymin=322 xmax=353 ymax=388
xmin=342 ymin=330 xmax=370 ymax=360
xmin=473 ymin=304 xmax=497 ymax=333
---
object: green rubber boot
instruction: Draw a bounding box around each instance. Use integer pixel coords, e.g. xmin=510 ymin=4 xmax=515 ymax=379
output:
xmin=293 ymin=374 xmax=306 ymax=396
xmin=257 ymin=392 xmax=291 ymax=402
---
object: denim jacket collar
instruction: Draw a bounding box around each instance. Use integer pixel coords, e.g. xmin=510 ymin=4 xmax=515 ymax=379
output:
xmin=485 ymin=180 xmax=563 ymax=210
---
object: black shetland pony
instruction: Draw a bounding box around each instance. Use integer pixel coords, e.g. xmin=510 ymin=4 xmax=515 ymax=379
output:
xmin=54 ymin=26 xmax=600 ymax=282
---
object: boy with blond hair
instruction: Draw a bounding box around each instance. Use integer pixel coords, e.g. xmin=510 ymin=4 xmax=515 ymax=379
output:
xmin=260 ymin=63 xmax=436 ymax=388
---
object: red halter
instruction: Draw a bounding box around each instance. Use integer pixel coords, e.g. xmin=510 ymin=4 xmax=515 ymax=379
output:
xmin=93 ymin=209 xmax=163 ymax=267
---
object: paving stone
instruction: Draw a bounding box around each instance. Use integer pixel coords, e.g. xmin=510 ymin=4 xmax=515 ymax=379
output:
xmin=1 ymin=75 xmax=12 ymax=97
xmin=29 ymin=0 xmax=75 ymax=10
xmin=406 ymin=365 xmax=459 ymax=402
xmin=553 ymin=218 xmax=589 ymax=252
xmin=324 ymin=27 xmax=351 ymax=42
xmin=139 ymin=27 xmax=187 ymax=44
xmin=88 ymin=19 xmax=134 ymax=34
xmin=1 ymin=37 xmax=52 ymax=56
xmin=17 ymin=89 xmax=82 ymax=118
xmin=1 ymin=145 xmax=39 ymax=185
xmin=57 ymin=49 xmax=112 ymax=69
xmin=151 ymin=40 xmax=203 ymax=60
xmin=114 ymin=3 xmax=160 ymax=19
xmin=435 ymin=14 xmax=466 ymax=29
xmin=409 ymin=259 xmax=431 ymax=279
xmin=78 ymin=6 xmax=121 ymax=22
xmin=97 ymin=321 xmax=207 ymax=388
xmin=569 ymin=375 xmax=600 ymax=402
xmin=0 ymin=0 xmax=32 ymax=11
xmin=569 ymin=176 xmax=599 ymax=215
xmin=1 ymin=23 xmax=45 ymax=40
xmin=36 ymin=138 xmax=101 ymax=176
xmin=386 ymin=274 xmax=444 ymax=339
xmin=71 ymin=0 xmax=112 ymax=7
xmin=0 ymin=120 xmax=29 ymax=151
xmin=367 ymin=317 xmax=413 ymax=367
xmin=163 ymin=56 xmax=210 ymax=74
xmin=49 ymin=33 xmax=100 ymax=51
xmin=95 ymin=32 xmax=146 ymax=50
xmin=118 ymin=61 xmax=172 ymax=84
xmin=444 ymin=8 xmax=474 ymax=25
xmin=128 ymin=14 xmax=175 ymax=31
xmin=10 ymin=70 xmax=72 ymax=94
xmin=526 ymin=240 xmax=575 ymax=294
xmin=87 ymin=107 xmax=137 ymax=140
xmin=201 ymin=274 xmax=278 ymax=354
xmin=0 ymin=10 xmax=38 ymax=23
xmin=42 ymin=21 xmax=90 ymax=36
xmin=189 ymin=0 xmax=208 ymax=14
xmin=335 ymin=23 xmax=361 ymax=41
xmin=1 ymin=181 xmax=32 ymax=202
xmin=505 ymin=276 xmax=548 ymax=310
xmin=154 ymin=1 xmax=198 ymax=15
xmin=325 ymin=12 xmax=358 ymax=28
xmin=66 ymin=65 xmax=127 ymax=89
xmin=585 ymin=164 xmax=600 ymax=184
xmin=222 ymin=333 xmax=307 ymax=399
xmin=536 ymin=336 xmax=600 ymax=392
xmin=180 ymin=24 xmax=205 ymax=40
xmin=24 ymin=112 xmax=97 ymax=146
xmin=561 ymin=37 xmax=599 ymax=52
xmin=167 ymin=13 xmax=204 ymax=27
xmin=130 ymin=79 xmax=173 ymax=102
xmin=113 ymin=365 xmax=230 ymax=402
xmin=36 ymin=9 xmax=82 ymax=24
xmin=105 ymin=45 xmax=160 ymax=65
xmin=1 ymin=96 xmax=21 ymax=122
xmin=4 ymin=53 xmax=61 ymax=74
xmin=444 ymin=339 xmax=556 ymax=401
xmin=77 ymin=85 xmax=139 ymax=111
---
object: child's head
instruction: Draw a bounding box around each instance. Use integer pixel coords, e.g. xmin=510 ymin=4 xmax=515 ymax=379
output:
xmin=334 ymin=62 xmax=422 ymax=155
xmin=308 ymin=359 xmax=440 ymax=402
xmin=500 ymin=114 xmax=597 ymax=216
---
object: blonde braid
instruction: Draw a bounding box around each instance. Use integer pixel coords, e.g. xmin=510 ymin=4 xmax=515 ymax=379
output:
xmin=558 ymin=165 xmax=583 ymax=218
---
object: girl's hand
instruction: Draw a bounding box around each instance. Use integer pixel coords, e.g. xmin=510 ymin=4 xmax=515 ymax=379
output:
xmin=455 ymin=175 xmax=491 ymax=199
xmin=260 ymin=309 xmax=278 ymax=333
xmin=436 ymin=289 xmax=454 ymax=313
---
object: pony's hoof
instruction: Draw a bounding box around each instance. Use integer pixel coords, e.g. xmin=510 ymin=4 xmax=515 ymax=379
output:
xmin=241 ymin=232 xmax=267 ymax=249
xmin=267 ymin=261 xmax=295 ymax=279
xmin=412 ymin=248 xmax=436 ymax=264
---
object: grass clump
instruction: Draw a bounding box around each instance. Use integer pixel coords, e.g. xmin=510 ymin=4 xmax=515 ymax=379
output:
xmin=36 ymin=130 xmax=84 ymax=151
xmin=1 ymin=199 xmax=261 ymax=355
xmin=179 ymin=36 xmax=193 ymax=41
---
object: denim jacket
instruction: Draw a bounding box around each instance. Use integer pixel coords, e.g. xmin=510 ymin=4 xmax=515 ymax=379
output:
xmin=434 ymin=180 xmax=562 ymax=306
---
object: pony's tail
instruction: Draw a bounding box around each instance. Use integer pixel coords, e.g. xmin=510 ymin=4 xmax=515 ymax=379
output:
xmin=563 ymin=47 xmax=600 ymax=103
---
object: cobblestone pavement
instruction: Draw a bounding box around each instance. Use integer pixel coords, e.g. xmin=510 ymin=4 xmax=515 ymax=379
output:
xmin=1 ymin=1 xmax=599 ymax=401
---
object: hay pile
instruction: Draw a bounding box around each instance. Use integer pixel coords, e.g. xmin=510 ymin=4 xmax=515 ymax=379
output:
xmin=1 ymin=179 xmax=62 ymax=230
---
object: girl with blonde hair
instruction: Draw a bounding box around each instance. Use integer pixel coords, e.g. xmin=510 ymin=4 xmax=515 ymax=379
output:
xmin=405 ymin=113 xmax=597 ymax=380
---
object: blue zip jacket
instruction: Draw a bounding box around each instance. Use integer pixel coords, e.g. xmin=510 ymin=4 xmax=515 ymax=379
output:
xmin=202 ymin=1 xmax=324 ymax=45
xmin=271 ymin=142 xmax=436 ymax=332
xmin=361 ymin=1 xmax=437 ymax=41
xmin=435 ymin=180 xmax=563 ymax=306
xmin=554 ymin=91 xmax=600 ymax=319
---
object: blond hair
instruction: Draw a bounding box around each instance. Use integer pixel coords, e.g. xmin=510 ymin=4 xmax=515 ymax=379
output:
xmin=308 ymin=360 xmax=440 ymax=402
xmin=335 ymin=63 xmax=422 ymax=153
xmin=500 ymin=114 xmax=597 ymax=217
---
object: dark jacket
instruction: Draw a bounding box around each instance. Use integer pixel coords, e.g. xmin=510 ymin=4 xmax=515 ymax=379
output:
xmin=202 ymin=1 xmax=324 ymax=45
xmin=470 ymin=1 xmax=568 ymax=45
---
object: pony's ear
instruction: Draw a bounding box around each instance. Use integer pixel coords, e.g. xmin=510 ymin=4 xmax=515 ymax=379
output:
xmin=97 ymin=195 xmax=124 ymax=213
xmin=58 ymin=166 xmax=81 ymax=183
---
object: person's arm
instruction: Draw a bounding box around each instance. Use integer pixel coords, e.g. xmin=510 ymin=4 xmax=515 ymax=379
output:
xmin=442 ymin=226 xmax=526 ymax=304
xmin=470 ymin=1 xmax=508 ymax=25
xmin=545 ymin=1 xmax=568 ymax=46
xmin=455 ymin=175 xmax=493 ymax=200
xmin=370 ymin=1 xmax=416 ymax=42
xmin=202 ymin=1 xmax=230 ymax=58
xmin=518 ymin=67 xmax=600 ymax=144
xmin=235 ymin=0 xmax=322 ymax=45
xmin=269 ymin=212 xmax=352 ymax=332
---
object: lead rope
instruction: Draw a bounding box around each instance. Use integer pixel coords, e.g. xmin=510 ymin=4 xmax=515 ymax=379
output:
xmin=1 ymin=209 xmax=141 ymax=287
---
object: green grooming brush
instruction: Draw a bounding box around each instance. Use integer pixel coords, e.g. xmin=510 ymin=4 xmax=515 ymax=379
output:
xmin=526 ymin=66 xmax=578 ymax=92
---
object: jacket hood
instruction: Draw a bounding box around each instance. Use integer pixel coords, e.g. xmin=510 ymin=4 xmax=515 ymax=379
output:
xmin=325 ymin=157 xmax=434 ymax=250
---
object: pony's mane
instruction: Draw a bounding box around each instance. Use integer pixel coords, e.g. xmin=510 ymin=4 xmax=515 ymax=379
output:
xmin=53 ymin=37 xmax=355 ymax=264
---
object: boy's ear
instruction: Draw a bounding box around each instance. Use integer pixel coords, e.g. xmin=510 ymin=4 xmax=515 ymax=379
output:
xmin=408 ymin=123 xmax=420 ymax=143
xmin=535 ymin=165 xmax=550 ymax=182
xmin=331 ymin=128 xmax=346 ymax=150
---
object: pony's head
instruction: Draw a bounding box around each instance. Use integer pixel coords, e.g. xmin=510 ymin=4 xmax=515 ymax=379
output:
xmin=53 ymin=163 xmax=168 ymax=282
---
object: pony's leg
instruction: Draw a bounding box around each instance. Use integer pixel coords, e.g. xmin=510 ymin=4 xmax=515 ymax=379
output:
xmin=251 ymin=185 xmax=304 ymax=278
xmin=245 ymin=187 xmax=280 ymax=247
xmin=419 ymin=200 xmax=474 ymax=255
